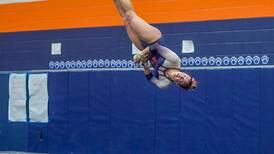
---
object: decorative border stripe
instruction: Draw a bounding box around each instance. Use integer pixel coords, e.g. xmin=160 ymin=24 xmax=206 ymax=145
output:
xmin=1 ymin=65 xmax=274 ymax=74
xmin=48 ymin=55 xmax=270 ymax=70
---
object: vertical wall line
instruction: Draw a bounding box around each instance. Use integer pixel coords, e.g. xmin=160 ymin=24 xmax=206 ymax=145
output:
xmin=26 ymin=73 xmax=30 ymax=123
xmin=153 ymin=89 xmax=157 ymax=154
xmin=178 ymin=88 xmax=182 ymax=154
xmin=258 ymin=68 xmax=262 ymax=154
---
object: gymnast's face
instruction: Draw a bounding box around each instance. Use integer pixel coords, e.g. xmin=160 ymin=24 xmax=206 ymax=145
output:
xmin=173 ymin=72 xmax=192 ymax=87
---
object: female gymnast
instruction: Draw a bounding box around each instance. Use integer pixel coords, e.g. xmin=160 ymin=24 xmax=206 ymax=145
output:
xmin=113 ymin=0 xmax=197 ymax=90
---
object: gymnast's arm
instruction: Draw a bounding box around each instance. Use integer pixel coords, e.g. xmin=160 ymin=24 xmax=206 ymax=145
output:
xmin=143 ymin=65 xmax=170 ymax=89
xmin=143 ymin=63 xmax=151 ymax=76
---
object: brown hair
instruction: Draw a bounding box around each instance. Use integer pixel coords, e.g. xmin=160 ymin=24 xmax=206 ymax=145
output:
xmin=179 ymin=77 xmax=197 ymax=90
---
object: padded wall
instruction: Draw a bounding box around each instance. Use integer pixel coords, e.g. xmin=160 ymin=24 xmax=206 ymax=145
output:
xmin=1 ymin=68 xmax=274 ymax=154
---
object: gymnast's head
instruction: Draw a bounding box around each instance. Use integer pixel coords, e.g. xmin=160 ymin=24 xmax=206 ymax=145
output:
xmin=170 ymin=71 xmax=197 ymax=90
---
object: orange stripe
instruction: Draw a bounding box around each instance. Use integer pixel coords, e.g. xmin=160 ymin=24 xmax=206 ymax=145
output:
xmin=0 ymin=0 xmax=274 ymax=32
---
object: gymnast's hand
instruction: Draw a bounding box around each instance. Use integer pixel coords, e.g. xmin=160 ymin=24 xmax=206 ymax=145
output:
xmin=133 ymin=52 xmax=149 ymax=67
xmin=133 ymin=47 xmax=150 ymax=63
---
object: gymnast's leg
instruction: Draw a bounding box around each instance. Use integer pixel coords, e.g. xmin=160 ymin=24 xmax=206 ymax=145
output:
xmin=113 ymin=0 xmax=162 ymax=45
xmin=113 ymin=0 xmax=144 ymax=50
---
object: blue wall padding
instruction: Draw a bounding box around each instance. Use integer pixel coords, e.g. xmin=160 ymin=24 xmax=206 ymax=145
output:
xmin=47 ymin=72 xmax=69 ymax=153
xmin=180 ymin=70 xmax=207 ymax=154
xmin=67 ymin=125 xmax=89 ymax=154
xmin=1 ymin=68 xmax=274 ymax=154
xmin=67 ymin=72 xmax=89 ymax=153
xmin=260 ymin=69 xmax=274 ymax=154
xmin=27 ymin=123 xmax=48 ymax=153
xmin=48 ymin=124 xmax=68 ymax=153
xmin=7 ymin=123 xmax=28 ymax=151
xmin=88 ymin=72 xmax=112 ymax=154
xmin=0 ymin=74 xmax=9 ymax=151
xmin=231 ymin=69 xmax=261 ymax=154
xmin=48 ymin=72 xmax=69 ymax=124
xmin=68 ymin=72 xmax=89 ymax=123
xmin=110 ymin=72 xmax=155 ymax=154
xmin=203 ymin=70 xmax=234 ymax=154
xmin=155 ymin=86 xmax=180 ymax=154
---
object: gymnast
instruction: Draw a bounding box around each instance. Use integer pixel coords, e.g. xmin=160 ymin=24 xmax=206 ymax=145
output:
xmin=113 ymin=0 xmax=197 ymax=89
